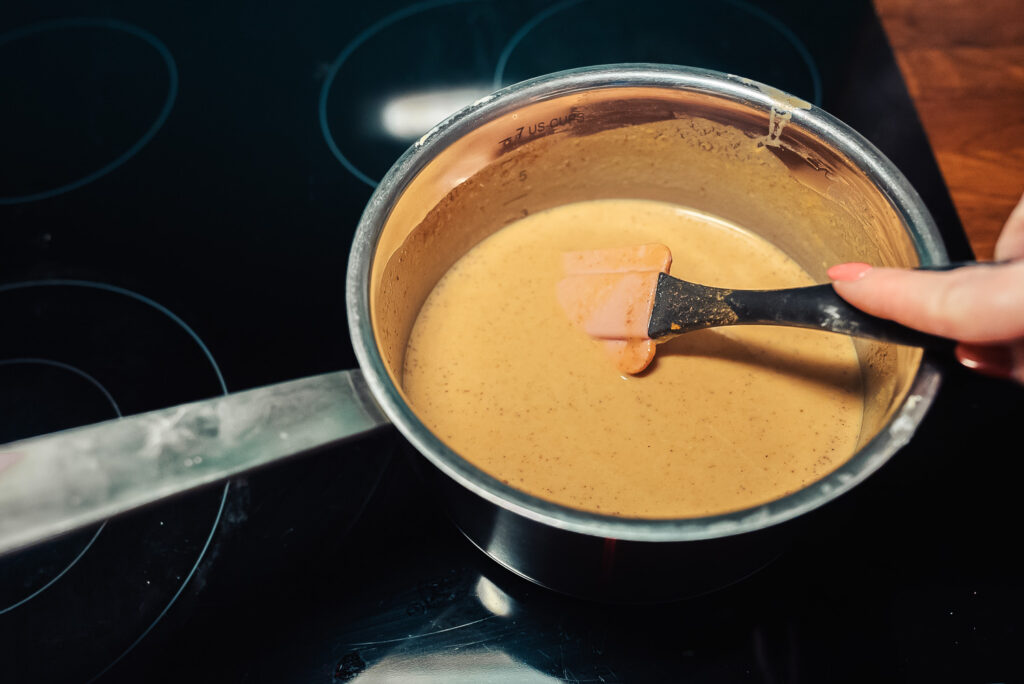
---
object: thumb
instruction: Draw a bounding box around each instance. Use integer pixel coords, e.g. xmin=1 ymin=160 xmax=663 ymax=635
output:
xmin=827 ymin=260 xmax=1024 ymax=344
xmin=994 ymin=191 xmax=1024 ymax=261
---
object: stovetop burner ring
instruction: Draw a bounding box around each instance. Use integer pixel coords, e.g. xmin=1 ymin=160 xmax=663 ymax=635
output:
xmin=318 ymin=0 xmax=494 ymax=188
xmin=0 ymin=357 xmax=116 ymax=615
xmin=493 ymin=0 xmax=823 ymax=106
xmin=0 ymin=18 xmax=177 ymax=205
xmin=0 ymin=278 xmax=231 ymax=682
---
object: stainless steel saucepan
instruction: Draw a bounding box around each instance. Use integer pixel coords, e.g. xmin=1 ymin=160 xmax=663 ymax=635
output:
xmin=0 ymin=65 xmax=947 ymax=601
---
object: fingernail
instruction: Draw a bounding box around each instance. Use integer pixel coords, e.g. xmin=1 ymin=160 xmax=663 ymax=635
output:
xmin=955 ymin=344 xmax=1014 ymax=379
xmin=827 ymin=262 xmax=873 ymax=282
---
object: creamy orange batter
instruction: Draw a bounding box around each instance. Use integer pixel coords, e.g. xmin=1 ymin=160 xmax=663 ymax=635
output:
xmin=402 ymin=199 xmax=864 ymax=518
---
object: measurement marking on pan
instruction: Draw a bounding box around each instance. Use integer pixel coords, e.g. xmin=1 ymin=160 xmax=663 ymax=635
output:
xmin=502 ymin=192 xmax=529 ymax=205
xmin=498 ymin=108 xmax=584 ymax=150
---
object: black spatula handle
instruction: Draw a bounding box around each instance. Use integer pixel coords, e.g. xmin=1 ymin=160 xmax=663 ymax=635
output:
xmin=649 ymin=261 xmax=993 ymax=349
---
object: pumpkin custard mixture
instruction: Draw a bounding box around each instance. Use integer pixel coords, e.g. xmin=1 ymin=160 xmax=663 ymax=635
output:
xmin=401 ymin=199 xmax=864 ymax=518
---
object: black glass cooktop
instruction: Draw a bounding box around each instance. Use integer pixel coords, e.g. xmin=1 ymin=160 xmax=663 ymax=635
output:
xmin=1 ymin=0 xmax=1022 ymax=682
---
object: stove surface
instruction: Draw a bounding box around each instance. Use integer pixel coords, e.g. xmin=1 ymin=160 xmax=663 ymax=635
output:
xmin=1 ymin=1 xmax=1021 ymax=682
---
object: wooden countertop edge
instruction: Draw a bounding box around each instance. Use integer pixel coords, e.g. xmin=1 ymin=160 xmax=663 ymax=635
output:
xmin=874 ymin=0 xmax=1024 ymax=260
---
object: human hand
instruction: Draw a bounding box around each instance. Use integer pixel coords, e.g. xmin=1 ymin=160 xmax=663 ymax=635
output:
xmin=828 ymin=192 xmax=1024 ymax=384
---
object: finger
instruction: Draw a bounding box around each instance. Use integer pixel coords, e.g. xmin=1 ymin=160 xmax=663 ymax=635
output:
xmin=828 ymin=260 xmax=1024 ymax=344
xmin=994 ymin=191 xmax=1024 ymax=261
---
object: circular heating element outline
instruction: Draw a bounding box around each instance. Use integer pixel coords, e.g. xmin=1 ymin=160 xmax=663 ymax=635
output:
xmin=0 ymin=18 xmax=178 ymax=205
xmin=492 ymin=0 xmax=822 ymax=105
xmin=0 ymin=358 xmax=117 ymax=615
xmin=318 ymin=0 xmax=495 ymax=189
xmin=0 ymin=279 xmax=229 ymax=682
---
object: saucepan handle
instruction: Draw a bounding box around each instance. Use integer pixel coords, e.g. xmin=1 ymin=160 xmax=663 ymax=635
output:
xmin=0 ymin=369 xmax=390 ymax=557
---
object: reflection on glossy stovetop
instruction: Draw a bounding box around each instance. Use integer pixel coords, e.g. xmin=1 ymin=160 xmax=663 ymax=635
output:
xmin=121 ymin=361 xmax=1024 ymax=684
xmin=1 ymin=0 xmax=1021 ymax=681
xmin=125 ymin=358 xmax=1024 ymax=683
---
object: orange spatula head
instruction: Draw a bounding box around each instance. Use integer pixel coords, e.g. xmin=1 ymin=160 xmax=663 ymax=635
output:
xmin=556 ymin=244 xmax=671 ymax=374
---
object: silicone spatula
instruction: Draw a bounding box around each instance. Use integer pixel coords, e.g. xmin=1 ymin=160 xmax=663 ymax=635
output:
xmin=557 ymin=244 xmax=960 ymax=374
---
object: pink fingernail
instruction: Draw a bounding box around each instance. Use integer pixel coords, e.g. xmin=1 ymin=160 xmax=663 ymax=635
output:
xmin=955 ymin=344 xmax=1014 ymax=379
xmin=828 ymin=262 xmax=873 ymax=282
